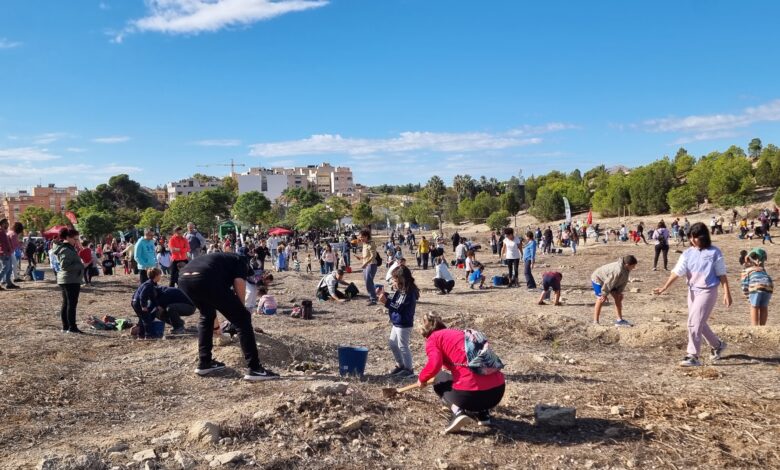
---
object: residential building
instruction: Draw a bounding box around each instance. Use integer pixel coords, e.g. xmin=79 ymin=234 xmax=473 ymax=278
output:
xmin=165 ymin=177 xmax=223 ymax=202
xmin=237 ymin=163 xmax=355 ymax=201
xmin=236 ymin=169 xmax=288 ymax=201
xmin=1 ymin=184 xmax=78 ymax=226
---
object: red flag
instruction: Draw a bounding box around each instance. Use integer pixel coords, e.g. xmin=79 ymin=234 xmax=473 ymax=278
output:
xmin=587 ymin=210 xmax=593 ymax=225
xmin=65 ymin=211 xmax=78 ymax=224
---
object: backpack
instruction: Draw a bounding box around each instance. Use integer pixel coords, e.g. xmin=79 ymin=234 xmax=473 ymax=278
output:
xmin=458 ymin=329 xmax=504 ymax=375
xmin=375 ymin=252 xmax=382 ymax=265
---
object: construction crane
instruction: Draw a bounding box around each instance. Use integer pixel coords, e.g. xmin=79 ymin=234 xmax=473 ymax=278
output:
xmin=196 ymin=158 xmax=247 ymax=177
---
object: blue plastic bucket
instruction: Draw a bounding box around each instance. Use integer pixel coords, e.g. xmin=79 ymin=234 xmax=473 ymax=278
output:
xmin=148 ymin=321 xmax=165 ymax=338
xmin=32 ymin=270 xmax=45 ymax=281
xmin=338 ymin=346 xmax=369 ymax=377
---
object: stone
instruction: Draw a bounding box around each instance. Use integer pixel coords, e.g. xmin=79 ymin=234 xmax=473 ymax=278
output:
xmin=339 ymin=417 xmax=367 ymax=433
xmin=317 ymin=420 xmax=340 ymax=430
xmin=534 ymin=404 xmax=576 ymax=428
xmin=435 ymin=458 xmax=450 ymax=469
xmin=72 ymin=454 xmax=104 ymax=470
xmin=652 ymin=317 xmax=663 ymax=322
xmin=532 ymin=354 xmax=547 ymax=363
xmin=629 ymin=288 xmax=641 ymax=293
xmin=697 ymin=412 xmax=712 ymax=421
xmin=37 ymin=458 xmax=61 ymax=470
xmin=133 ymin=449 xmax=157 ymax=462
xmin=610 ymin=405 xmax=625 ymax=416
xmin=306 ymin=381 xmax=349 ymax=396
xmin=189 ymin=420 xmax=221 ymax=444
xmin=106 ymin=442 xmax=129 ymax=453
xmin=604 ymin=427 xmax=621 ymax=438
xmin=107 ymin=452 xmax=124 ymax=460
xmin=210 ymin=451 xmax=247 ymax=467
xmin=151 ymin=430 xmax=183 ymax=445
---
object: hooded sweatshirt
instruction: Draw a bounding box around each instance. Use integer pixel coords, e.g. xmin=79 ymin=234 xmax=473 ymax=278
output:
xmin=54 ymin=241 xmax=84 ymax=285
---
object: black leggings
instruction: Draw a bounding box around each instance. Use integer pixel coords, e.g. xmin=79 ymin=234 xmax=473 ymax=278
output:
xmin=433 ymin=372 xmax=505 ymax=412
xmin=59 ymin=283 xmax=81 ymax=331
xmin=654 ymin=244 xmax=669 ymax=269
xmin=179 ymin=277 xmax=261 ymax=370
xmin=506 ymin=258 xmax=520 ymax=285
xmin=170 ymin=260 xmax=188 ymax=287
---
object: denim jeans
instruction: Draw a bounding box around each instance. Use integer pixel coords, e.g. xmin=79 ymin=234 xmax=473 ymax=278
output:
xmin=524 ymin=259 xmax=537 ymax=289
xmin=0 ymin=255 xmax=12 ymax=285
xmin=389 ymin=326 xmax=413 ymax=370
xmin=363 ymin=263 xmax=377 ymax=301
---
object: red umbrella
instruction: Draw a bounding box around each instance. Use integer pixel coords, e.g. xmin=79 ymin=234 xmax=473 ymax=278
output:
xmin=268 ymin=227 xmax=293 ymax=236
xmin=43 ymin=225 xmax=69 ymax=240
xmin=586 ymin=210 xmax=593 ymax=225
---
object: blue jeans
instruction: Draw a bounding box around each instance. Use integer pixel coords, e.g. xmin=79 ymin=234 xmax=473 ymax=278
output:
xmin=342 ymin=249 xmax=351 ymax=267
xmin=0 ymin=255 xmax=12 ymax=285
xmin=524 ymin=259 xmax=536 ymax=289
xmin=363 ymin=263 xmax=377 ymax=301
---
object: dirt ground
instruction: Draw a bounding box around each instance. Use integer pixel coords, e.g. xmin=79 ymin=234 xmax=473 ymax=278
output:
xmin=1 ymin=215 xmax=780 ymax=469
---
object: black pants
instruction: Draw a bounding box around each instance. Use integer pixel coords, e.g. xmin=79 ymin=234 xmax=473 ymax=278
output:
xmin=83 ymin=266 xmax=93 ymax=284
xmin=654 ymin=244 xmax=669 ymax=269
xmin=139 ymin=269 xmax=149 ymax=284
xmin=434 ymin=278 xmax=455 ymax=293
xmin=179 ymin=277 xmax=261 ymax=370
xmin=132 ymin=302 xmax=185 ymax=335
xmin=506 ymin=258 xmax=520 ymax=286
xmin=170 ymin=260 xmax=188 ymax=287
xmin=433 ymin=372 xmax=505 ymax=412
xmin=59 ymin=283 xmax=81 ymax=331
xmin=422 ymin=253 xmax=429 ymax=269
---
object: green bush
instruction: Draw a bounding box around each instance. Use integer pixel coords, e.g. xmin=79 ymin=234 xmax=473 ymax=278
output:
xmin=486 ymin=210 xmax=510 ymax=232
xmin=667 ymin=185 xmax=698 ymax=214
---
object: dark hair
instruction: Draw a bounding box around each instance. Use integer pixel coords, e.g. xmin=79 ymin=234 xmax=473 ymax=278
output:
xmin=359 ymin=228 xmax=371 ymax=240
xmin=336 ymin=268 xmax=345 ymax=276
xmin=526 ymin=231 xmax=534 ymax=239
xmin=0 ymin=218 xmax=8 ymax=226
xmin=12 ymin=222 xmax=23 ymax=233
xmin=147 ymin=268 xmax=162 ymax=279
xmin=257 ymin=285 xmax=268 ymax=296
xmin=503 ymin=227 xmax=514 ymax=236
xmin=657 ymin=221 xmax=666 ymax=229
xmin=622 ymin=255 xmax=638 ymax=266
xmin=739 ymin=249 xmax=748 ymax=265
xmin=688 ymin=222 xmax=712 ymax=249
xmin=392 ymin=266 xmax=419 ymax=296
xmin=59 ymin=227 xmax=79 ymax=240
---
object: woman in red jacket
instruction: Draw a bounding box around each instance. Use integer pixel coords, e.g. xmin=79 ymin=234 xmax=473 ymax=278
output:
xmin=417 ymin=312 xmax=505 ymax=434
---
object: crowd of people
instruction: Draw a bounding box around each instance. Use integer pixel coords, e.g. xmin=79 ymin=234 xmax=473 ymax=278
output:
xmin=1 ymin=205 xmax=777 ymax=433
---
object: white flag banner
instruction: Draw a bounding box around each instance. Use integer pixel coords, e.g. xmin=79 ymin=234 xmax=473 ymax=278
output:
xmin=563 ymin=197 xmax=572 ymax=223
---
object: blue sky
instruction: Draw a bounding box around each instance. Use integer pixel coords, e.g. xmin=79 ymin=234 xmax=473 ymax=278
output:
xmin=1 ymin=0 xmax=779 ymax=192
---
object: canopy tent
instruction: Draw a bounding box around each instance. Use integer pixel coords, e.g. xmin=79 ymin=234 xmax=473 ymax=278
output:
xmin=43 ymin=225 xmax=69 ymax=240
xmin=218 ymin=221 xmax=240 ymax=239
xmin=268 ymin=227 xmax=293 ymax=236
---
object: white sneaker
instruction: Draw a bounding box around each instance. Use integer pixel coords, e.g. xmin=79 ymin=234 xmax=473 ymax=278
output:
xmin=710 ymin=340 xmax=727 ymax=360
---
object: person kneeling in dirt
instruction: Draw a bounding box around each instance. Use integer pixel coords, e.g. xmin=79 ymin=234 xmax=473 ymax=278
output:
xmin=178 ymin=252 xmax=279 ymax=381
xmin=316 ymin=268 xmax=352 ymax=302
xmin=155 ymin=284 xmax=197 ymax=327
xmin=416 ymin=312 xmax=505 ymax=434
xmin=538 ymin=271 xmax=562 ymax=305
xmin=591 ymin=255 xmax=637 ymax=326
xmin=131 ymin=268 xmax=186 ymax=338
xmin=433 ymin=256 xmax=455 ymax=294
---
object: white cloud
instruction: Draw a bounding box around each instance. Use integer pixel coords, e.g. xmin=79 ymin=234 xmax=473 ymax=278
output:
xmin=672 ymin=130 xmax=741 ymax=145
xmin=0 ymin=147 xmax=61 ymax=162
xmin=0 ymin=38 xmax=22 ymax=49
xmin=33 ymin=132 xmax=71 ymax=145
xmin=194 ymin=138 xmax=242 ymax=147
xmin=642 ymin=99 xmax=780 ymax=134
xmin=248 ymin=124 xmax=573 ymax=158
xmin=118 ymin=0 xmax=328 ymax=40
xmin=65 ymin=147 xmax=88 ymax=153
xmin=92 ymin=136 xmax=131 ymax=144
xmin=0 ymin=163 xmax=141 ymax=180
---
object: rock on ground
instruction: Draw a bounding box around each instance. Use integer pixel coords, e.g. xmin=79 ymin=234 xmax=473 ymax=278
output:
xmin=210 ymin=451 xmax=247 ymax=467
xmin=306 ymin=381 xmax=349 ymax=396
xmin=534 ymin=404 xmax=576 ymax=428
xmin=188 ymin=420 xmax=221 ymax=444
xmin=174 ymin=451 xmax=198 ymax=470
xmin=132 ymin=449 xmax=157 ymax=462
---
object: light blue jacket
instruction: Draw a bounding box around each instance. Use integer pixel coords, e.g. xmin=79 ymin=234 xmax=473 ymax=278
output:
xmin=134 ymin=238 xmax=157 ymax=269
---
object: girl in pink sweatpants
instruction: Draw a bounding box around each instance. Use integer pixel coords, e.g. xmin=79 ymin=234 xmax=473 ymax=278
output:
xmin=654 ymin=223 xmax=732 ymax=367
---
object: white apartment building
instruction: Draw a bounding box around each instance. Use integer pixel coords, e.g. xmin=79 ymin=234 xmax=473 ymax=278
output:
xmin=166 ymin=177 xmax=222 ymax=202
xmin=236 ymin=171 xmax=288 ymax=201
xmin=238 ymin=163 xmax=355 ymax=200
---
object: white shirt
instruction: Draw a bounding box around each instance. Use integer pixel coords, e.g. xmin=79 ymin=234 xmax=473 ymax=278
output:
xmin=455 ymin=243 xmax=467 ymax=260
xmin=502 ymin=237 xmax=521 ymax=260
xmin=435 ymin=262 xmax=454 ymax=282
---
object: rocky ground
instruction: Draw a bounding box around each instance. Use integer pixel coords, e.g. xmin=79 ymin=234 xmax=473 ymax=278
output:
xmin=2 ymin=215 xmax=780 ymax=469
